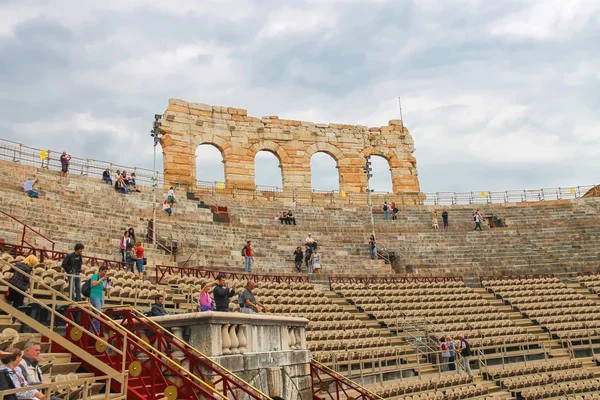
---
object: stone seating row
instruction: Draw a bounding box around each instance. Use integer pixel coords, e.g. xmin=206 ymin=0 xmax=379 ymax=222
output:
xmin=487 ymin=359 xmax=582 ymax=380
xmin=521 ymin=379 xmax=600 ymax=400
xmin=502 ymin=369 xmax=595 ymax=391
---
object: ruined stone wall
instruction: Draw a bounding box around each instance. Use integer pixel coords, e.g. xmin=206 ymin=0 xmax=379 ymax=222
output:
xmin=159 ymin=98 xmax=420 ymax=194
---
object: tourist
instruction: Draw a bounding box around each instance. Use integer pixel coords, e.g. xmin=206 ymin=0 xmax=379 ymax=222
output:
xmin=287 ymin=210 xmax=296 ymax=225
xmin=23 ymin=178 xmax=39 ymax=199
xmin=458 ymin=335 xmax=473 ymax=377
xmin=115 ymin=175 xmax=130 ymax=194
xmin=199 ymin=281 xmax=214 ymax=311
xmin=440 ymin=337 xmax=450 ymax=372
xmin=242 ymin=241 xmax=253 ymax=273
xmin=120 ymin=231 xmax=130 ymax=262
xmin=369 ymin=235 xmax=377 ymax=260
xmin=90 ymin=266 xmax=109 ymax=333
xmin=134 ymin=241 xmax=144 ymax=279
xmin=305 ymin=233 xmax=315 ymax=250
xmin=19 ymin=341 xmax=48 ymax=387
xmin=128 ymin=228 xmax=136 ymax=244
xmin=146 ymin=219 xmax=154 ymax=244
xmin=129 ymin=172 xmax=137 ymax=187
xmin=473 ymin=210 xmax=483 ymax=231
xmin=392 ymin=202 xmax=398 ymax=220
xmin=121 ymin=171 xmax=129 ymax=185
xmin=61 ymin=243 xmax=84 ymax=302
xmin=279 ymin=211 xmax=290 ymax=225
xmin=304 ymin=244 xmax=313 ymax=273
xmin=212 ymin=274 xmax=236 ymax=312
xmin=102 ymin=168 xmax=112 ymax=185
xmin=446 ymin=336 xmax=456 ymax=371
xmin=383 ymin=202 xmax=389 ymax=220
xmin=125 ymin=242 xmax=137 ymax=273
xmin=150 ymin=295 xmax=167 ymax=317
xmin=293 ymin=246 xmax=303 ymax=273
xmin=60 ymin=151 xmax=71 ymax=177
xmin=238 ymin=281 xmax=268 ymax=314
xmin=167 ymin=187 xmax=176 ymax=205
xmin=0 ymin=348 xmax=44 ymax=399
xmin=311 ymin=248 xmax=321 ymax=274
xmin=442 ymin=209 xmax=449 ymax=229
xmin=7 ymin=255 xmax=37 ymax=313
xmin=163 ymin=200 xmax=172 ymax=217
xmin=432 ymin=211 xmax=439 ymax=229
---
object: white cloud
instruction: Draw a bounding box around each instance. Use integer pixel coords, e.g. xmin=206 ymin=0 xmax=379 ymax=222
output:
xmin=489 ymin=0 xmax=600 ymax=40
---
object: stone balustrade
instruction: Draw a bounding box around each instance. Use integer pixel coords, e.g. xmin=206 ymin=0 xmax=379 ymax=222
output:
xmin=151 ymin=311 xmax=311 ymax=399
xmin=151 ymin=311 xmax=308 ymax=356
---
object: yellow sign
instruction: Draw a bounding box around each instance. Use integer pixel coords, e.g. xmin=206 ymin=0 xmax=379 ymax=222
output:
xmin=217 ymin=182 xmax=224 ymax=189
xmin=481 ymin=192 xmax=486 ymax=198
xmin=570 ymin=188 xmax=575 ymax=194
xmin=39 ymin=150 xmax=47 ymax=160
xmin=341 ymin=191 xmax=346 ymax=198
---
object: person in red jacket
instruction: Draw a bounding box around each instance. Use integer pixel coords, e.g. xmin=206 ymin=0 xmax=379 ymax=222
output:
xmin=135 ymin=241 xmax=144 ymax=279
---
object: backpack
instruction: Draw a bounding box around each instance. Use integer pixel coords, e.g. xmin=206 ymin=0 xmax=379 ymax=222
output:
xmin=473 ymin=215 xmax=476 ymax=221
xmin=241 ymin=246 xmax=247 ymax=257
xmin=61 ymin=254 xmax=73 ymax=274
xmin=383 ymin=205 xmax=388 ymax=211
xmin=81 ymin=278 xmax=92 ymax=298
xmin=129 ymin=248 xmax=138 ymax=261
xmin=461 ymin=340 xmax=472 ymax=357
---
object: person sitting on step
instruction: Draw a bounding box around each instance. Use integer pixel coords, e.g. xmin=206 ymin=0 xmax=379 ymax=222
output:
xmin=23 ymin=178 xmax=39 ymax=199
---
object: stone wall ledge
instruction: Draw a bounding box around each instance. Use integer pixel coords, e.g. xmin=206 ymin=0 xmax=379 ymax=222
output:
xmin=151 ymin=311 xmax=308 ymax=328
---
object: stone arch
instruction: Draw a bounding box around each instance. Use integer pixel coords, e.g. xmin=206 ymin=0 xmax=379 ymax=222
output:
xmin=248 ymin=140 xmax=291 ymax=164
xmin=247 ymin=140 xmax=291 ymax=189
xmin=362 ymin=147 xmax=411 ymax=193
xmin=192 ymin=133 xmax=230 ymax=156
xmin=305 ymin=142 xmax=345 ymax=164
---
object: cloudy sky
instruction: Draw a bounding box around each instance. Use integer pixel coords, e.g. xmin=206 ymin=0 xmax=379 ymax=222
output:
xmin=1 ymin=0 xmax=599 ymax=193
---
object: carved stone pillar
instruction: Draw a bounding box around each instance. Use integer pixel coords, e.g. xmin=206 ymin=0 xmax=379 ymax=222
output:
xmin=237 ymin=325 xmax=247 ymax=354
xmin=229 ymin=324 xmax=239 ymax=354
xmin=221 ymin=324 xmax=232 ymax=355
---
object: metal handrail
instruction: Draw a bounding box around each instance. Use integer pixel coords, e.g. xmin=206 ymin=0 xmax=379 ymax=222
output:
xmin=2 ymin=242 xmax=126 ymax=270
xmin=310 ymin=359 xmax=384 ymax=400
xmin=2 ymin=137 xmax=597 ymax=205
xmin=155 ymin=264 xmax=312 ymax=285
xmin=0 ymin=209 xmax=55 ymax=252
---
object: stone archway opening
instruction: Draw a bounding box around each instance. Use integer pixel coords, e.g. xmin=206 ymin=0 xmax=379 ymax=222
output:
xmin=311 ymin=152 xmax=340 ymax=191
xmin=255 ymin=150 xmax=283 ymax=190
xmin=195 ymin=144 xmax=225 ymax=186
xmin=369 ymin=155 xmax=393 ymax=193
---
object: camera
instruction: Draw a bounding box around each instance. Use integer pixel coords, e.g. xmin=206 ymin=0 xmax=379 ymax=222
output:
xmin=105 ymin=277 xmax=111 ymax=283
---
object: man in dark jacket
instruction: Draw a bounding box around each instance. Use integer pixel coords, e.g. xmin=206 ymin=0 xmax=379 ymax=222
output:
xmin=150 ymin=295 xmax=167 ymax=317
xmin=212 ymin=275 xmax=236 ymax=312
xmin=62 ymin=243 xmax=84 ymax=301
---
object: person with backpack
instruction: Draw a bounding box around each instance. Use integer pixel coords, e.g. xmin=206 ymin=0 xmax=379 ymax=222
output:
xmin=473 ymin=210 xmax=484 ymax=231
xmin=458 ymin=334 xmax=473 ymax=377
xmin=440 ymin=337 xmax=450 ymax=372
xmin=242 ymin=241 xmax=253 ymax=273
xmin=391 ymin=202 xmax=398 ymax=220
xmin=304 ymin=244 xmax=313 ymax=273
xmin=62 ymin=243 xmax=84 ymax=301
xmin=238 ymin=281 xmax=268 ymax=314
xmin=383 ymin=202 xmax=389 ymax=220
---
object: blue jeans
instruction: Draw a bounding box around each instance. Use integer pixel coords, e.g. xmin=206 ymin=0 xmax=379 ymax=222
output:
xmin=370 ymin=246 xmax=376 ymax=260
xmin=103 ymin=177 xmax=112 ymax=185
xmin=244 ymin=257 xmax=252 ymax=273
xmin=26 ymin=190 xmax=39 ymax=198
xmin=70 ymin=273 xmax=81 ymax=302
xmin=384 ymin=210 xmax=389 ymax=220
xmin=89 ymin=296 xmax=104 ymax=333
xmin=165 ymin=208 xmax=172 ymax=216
xmin=123 ymin=186 xmax=131 ymax=194
xmin=135 ymin=259 xmax=144 ymax=274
